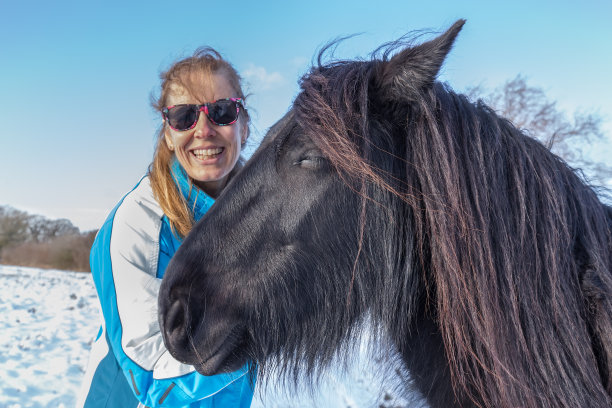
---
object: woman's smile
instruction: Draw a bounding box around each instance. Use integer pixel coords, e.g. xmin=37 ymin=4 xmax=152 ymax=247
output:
xmin=191 ymin=146 xmax=224 ymax=161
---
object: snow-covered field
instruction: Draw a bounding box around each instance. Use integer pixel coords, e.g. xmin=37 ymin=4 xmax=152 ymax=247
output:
xmin=0 ymin=265 xmax=425 ymax=408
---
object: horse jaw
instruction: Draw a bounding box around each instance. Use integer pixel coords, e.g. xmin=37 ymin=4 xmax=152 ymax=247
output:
xmin=191 ymin=326 xmax=249 ymax=375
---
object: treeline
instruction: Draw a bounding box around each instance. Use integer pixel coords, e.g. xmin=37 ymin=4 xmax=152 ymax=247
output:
xmin=0 ymin=206 xmax=97 ymax=272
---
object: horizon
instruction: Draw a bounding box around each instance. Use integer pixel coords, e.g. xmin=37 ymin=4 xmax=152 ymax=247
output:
xmin=1 ymin=1 xmax=611 ymax=231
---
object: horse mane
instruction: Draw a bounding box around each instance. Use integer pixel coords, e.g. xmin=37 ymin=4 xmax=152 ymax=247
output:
xmin=294 ymin=40 xmax=612 ymax=407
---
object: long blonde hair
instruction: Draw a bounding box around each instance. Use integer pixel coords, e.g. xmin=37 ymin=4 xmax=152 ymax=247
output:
xmin=149 ymin=47 xmax=249 ymax=238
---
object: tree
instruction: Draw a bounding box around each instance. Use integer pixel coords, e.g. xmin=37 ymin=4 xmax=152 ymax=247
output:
xmin=0 ymin=206 xmax=30 ymax=255
xmin=27 ymin=215 xmax=79 ymax=243
xmin=466 ymin=75 xmax=612 ymax=188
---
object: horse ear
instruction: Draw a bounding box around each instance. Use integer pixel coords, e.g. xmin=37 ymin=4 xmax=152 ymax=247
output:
xmin=380 ymin=19 xmax=465 ymax=100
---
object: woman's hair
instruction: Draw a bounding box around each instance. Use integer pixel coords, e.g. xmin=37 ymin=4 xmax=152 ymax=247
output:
xmin=149 ymin=47 xmax=249 ymax=238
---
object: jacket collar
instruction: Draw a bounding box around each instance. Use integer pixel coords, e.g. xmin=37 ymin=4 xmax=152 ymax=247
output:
xmin=170 ymin=158 xmax=215 ymax=221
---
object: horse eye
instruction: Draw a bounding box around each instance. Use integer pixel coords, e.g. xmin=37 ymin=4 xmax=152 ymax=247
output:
xmin=295 ymin=156 xmax=325 ymax=170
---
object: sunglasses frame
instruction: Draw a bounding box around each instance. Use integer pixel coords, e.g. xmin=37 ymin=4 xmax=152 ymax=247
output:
xmin=162 ymin=97 xmax=244 ymax=131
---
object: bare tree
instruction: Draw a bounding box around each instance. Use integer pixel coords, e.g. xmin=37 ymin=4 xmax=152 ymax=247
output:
xmin=466 ymin=75 xmax=612 ymax=188
xmin=0 ymin=206 xmax=30 ymax=255
xmin=28 ymin=215 xmax=79 ymax=243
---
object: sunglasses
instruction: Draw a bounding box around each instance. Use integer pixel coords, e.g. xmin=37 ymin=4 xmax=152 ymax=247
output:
xmin=162 ymin=98 xmax=243 ymax=131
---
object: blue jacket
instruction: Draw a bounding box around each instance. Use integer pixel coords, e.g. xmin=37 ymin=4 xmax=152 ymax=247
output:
xmin=78 ymin=163 xmax=254 ymax=407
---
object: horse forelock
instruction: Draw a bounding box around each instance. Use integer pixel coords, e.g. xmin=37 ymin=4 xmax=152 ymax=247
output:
xmin=293 ymin=52 xmax=612 ymax=406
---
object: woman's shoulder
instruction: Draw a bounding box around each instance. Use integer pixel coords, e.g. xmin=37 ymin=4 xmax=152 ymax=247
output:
xmin=101 ymin=176 xmax=166 ymax=243
xmin=120 ymin=175 xmax=164 ymax=217
xmin=93 ymin=176 xmax=167 ymax=274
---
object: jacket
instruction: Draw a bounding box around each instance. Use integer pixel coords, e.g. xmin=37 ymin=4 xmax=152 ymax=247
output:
xmin=77 ymin=163 xmax=254 ymax=407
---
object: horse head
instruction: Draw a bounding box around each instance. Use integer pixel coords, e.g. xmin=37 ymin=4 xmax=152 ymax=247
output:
xmin=159 ymin=19 xmax=612 ymax=408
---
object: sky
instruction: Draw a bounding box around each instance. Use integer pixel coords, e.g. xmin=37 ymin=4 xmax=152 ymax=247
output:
xmin=1 ymin=0 xmax=611 ymax=231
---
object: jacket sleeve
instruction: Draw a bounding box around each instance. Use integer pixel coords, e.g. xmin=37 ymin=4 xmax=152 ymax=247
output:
xmin=89 ymin=180 xmax=253 ymax=407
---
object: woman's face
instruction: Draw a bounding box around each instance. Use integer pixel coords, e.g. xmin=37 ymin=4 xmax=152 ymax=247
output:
xmin=164 ymin=72 xmax=247 ymax=197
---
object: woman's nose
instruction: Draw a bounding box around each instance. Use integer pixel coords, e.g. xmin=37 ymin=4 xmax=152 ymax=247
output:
xmin=193 ymin=111 xmax=215 ymax=138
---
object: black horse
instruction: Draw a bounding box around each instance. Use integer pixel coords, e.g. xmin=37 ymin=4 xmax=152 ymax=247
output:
xmin=159 ymin=20 xmax=612 ymax=407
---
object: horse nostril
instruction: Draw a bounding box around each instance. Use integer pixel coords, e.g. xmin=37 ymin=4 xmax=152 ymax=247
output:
xmin=164 ymin=299 xmax=189 ymax=346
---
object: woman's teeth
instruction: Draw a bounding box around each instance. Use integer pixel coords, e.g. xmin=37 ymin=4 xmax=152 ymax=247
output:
xmin=192 ymin=148 xmax=223 ymax=160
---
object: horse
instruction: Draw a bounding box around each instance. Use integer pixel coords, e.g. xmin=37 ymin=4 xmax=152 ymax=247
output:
xmin=158 ymin=20 xmax=612 ymax=407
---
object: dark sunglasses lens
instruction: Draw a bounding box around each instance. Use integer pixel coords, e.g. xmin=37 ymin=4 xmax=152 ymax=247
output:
xmin=168 ymin=105 xmax=198 ymax=130
xmin=209 ymin=100 xmax=238 ymax=125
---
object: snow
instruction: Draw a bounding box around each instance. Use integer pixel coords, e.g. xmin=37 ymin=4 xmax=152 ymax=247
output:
xmin=0 ymin=265 xmax=425 ymax=408
xmin=0 ymin=265 xmax=96 ymax=408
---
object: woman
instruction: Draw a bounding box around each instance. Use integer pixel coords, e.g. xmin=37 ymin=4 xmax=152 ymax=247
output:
xmin=78 ymin=48 xmax=255 ymax=407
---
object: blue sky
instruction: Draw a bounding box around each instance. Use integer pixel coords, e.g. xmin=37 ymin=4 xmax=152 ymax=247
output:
xmin=1 ymin=1 xmax=611 ymax=231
